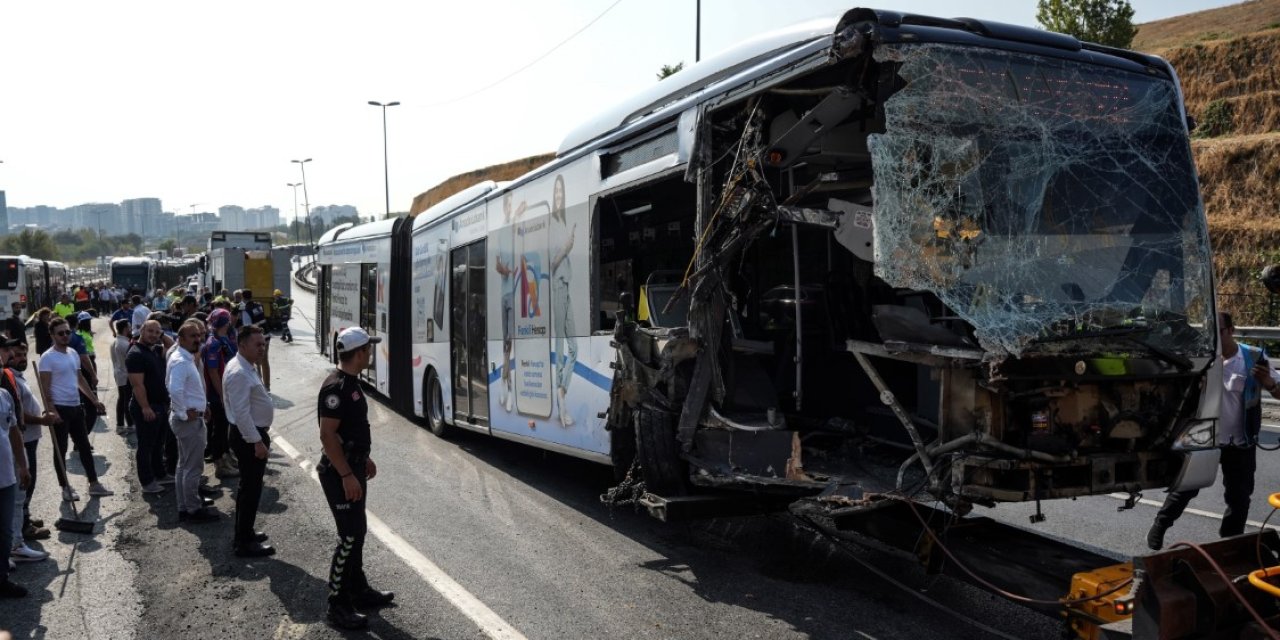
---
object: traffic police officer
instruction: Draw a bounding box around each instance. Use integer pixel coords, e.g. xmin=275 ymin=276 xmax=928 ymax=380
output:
xmin=317 ymin=326 xmax=394 ymax=630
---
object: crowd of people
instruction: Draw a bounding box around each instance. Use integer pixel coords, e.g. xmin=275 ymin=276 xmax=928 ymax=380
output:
xmin=0 ymin=280 xmax=393 ymax=629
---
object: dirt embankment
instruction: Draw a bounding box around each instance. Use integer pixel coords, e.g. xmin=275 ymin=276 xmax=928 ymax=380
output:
xmin=409 ymin=153 xmax=555 ymax=216
xmin=1159 ymin=31 xmax=1280 ymax=320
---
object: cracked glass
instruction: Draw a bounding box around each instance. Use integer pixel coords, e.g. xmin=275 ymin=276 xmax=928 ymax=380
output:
xmin=868 ymin=43 xmax=1213 ymax=358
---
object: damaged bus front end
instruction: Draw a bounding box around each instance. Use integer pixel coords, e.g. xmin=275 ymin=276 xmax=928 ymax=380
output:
xmin=604 ymin=8 xmax=1221 ymax=515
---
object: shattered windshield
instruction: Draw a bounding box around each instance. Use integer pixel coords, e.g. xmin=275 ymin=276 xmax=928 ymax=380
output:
xmin=868 ymin=44 xmax=1213 ymax=358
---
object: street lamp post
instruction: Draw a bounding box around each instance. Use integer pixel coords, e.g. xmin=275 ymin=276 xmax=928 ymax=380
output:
xmin=292 ymin=158 xmax=313 ymax=247
xmin=287 ymin=182 xmax=302 ymax=244
xmin=368 ymin=100 xmax=400 ymax=218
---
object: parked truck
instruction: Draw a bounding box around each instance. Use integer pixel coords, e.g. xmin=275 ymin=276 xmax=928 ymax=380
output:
xmin=204 ymin=231 xmax=290 ymax=315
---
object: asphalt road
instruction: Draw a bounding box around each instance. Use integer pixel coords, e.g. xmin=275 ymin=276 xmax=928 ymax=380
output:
xmin=4 ymin=289 xmax=1277 ymax=639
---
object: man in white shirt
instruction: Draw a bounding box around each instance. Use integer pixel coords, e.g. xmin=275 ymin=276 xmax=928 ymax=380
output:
xmin=167 ymin=319 xmax=216 ymax=523
xmin=7 ymin=341 xmax=51 ymax=562
xmin=1148 ymin=311 xmax=1280 ymax=549
xmin=130 ymin=295 xmax=151 ymax=339
xmin=37 ymin=317 xmax=110 ymax=502
xmin=223 ymin=324 xmax=275 ymax=557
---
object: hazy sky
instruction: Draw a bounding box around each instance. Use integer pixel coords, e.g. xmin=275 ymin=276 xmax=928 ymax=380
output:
xmin=0 ymin=0 xmax=1241 ymax=222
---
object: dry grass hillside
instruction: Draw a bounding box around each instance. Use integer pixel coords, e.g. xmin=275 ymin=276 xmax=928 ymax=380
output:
xmin=1131 ymin=0 xmax=1280 ymax=51
xmin=1139 ymin=0 xmax=1280 ymax=322
xmin=409 ymin=153 xmax=555 ymax=216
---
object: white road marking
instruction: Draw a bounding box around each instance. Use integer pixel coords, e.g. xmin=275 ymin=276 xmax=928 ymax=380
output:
xmin=1107 ymin=493 xmax=1279 ymax=530
xmin=273 ymin=435 xmax=529 ymax=640
xmin=1262 ymin=422 xmax=1280 ymax=432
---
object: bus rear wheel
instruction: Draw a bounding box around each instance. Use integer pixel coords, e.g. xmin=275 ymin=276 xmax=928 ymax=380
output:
xmin=425 ymin=369 xmax=451 ymax=438
xmin=634 ymin=405 xmax=687 ymax=496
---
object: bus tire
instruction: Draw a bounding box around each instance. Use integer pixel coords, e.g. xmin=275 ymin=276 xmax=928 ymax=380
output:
xmin=425 ymin=369 xmax=452 ymax=438
xmin=634 ymin=405 xmax=687 ymax=495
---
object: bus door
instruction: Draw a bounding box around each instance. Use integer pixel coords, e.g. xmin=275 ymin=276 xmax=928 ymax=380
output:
xmin=360 ymin=263 xmax=378 ymax=384
xmin=450 ymin=240 xmax=489 ymax=427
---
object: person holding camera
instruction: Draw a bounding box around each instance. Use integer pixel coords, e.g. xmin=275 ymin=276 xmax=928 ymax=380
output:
xmin=1148 ymin=311 xmax=1280 ymax=549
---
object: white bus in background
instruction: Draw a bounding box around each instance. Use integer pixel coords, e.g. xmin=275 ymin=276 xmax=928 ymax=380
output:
xmin=110 ymin=257 xmax=154 ymax=296
xmin=0 ymin=256 xmax=69 ymax=321
xmin=313 ymin=219 xmax=411 ymax=402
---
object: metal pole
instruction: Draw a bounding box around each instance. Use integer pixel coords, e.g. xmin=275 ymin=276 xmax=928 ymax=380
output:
xmin=369 ymin=101 xmax=400 ymax=218
xmin=695 ymin=0 xmax=701 ymax=62
xmin=381 ymin=106 xmax=390 ymax=216
xmin=301 ymin=164 xmax=313 ymax=246
xmin=288 ymin=183 xmax=300 ymax=244
xmin=293 ymin=158 xmax=313 ymax=247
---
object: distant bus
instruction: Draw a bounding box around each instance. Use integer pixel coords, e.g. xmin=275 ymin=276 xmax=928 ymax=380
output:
xmin=153 ymin=258 xmax=200 ymax=292
xmin=0 ymin=256 xmax=68 ymax=321
xmin=110 ymin=257 xmax=154 ymax=295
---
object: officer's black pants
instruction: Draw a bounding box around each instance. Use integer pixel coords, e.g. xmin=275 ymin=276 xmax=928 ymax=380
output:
xmin=1154 ymin=445 xmax=1257 ymax=537
xmin=319 ymin=460 xmax=368 ymax=603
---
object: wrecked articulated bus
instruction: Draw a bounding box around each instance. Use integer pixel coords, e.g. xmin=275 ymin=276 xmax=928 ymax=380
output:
xmin=601 ymin=8 xmax=1221 ymax=516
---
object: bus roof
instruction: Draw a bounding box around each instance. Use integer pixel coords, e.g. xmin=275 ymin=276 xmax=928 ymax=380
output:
xmin=316 ymin=223 xmax=354 ymax=246
xmin=412 ymin=180 xmax=498 ymax=232
xmin=110 ymin=256 xmax=153 ymax=266
xmin=557 ymin=15 xmax=837 ymax=156
xmin=319 ymin=218 xmax=401 ymax=246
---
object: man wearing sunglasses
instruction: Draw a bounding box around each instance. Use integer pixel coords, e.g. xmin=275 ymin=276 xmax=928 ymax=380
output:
xmin=37 ymin=317 xmax=110 ymax=502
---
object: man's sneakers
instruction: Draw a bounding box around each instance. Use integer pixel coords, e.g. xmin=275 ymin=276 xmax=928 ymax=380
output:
xmin=0 ymin=580 xmax=28 ymax=598
xmin=215 ymin=454 xmax=240 ymax=479
xmin=141 ymin=482 xmax=166 ymax=494
xmin=22 ymin=524 xmax=51 ymax=540
xmin=178 ymin=508 xmax=220 ymax=524
xmin=11 ymin=544 xmax=49 ymax=563
xmin=156 ymin=475 xmax=176 ymax=486
xmin=1147 ymin=523 xmax=1168 ymax=551
xmin=61 ymin=486 xmax=80 ymax=502
xmin=87 ymin=482 xmax=114 ymax=497
xmin=327 ymin=599 xmax=369 ymax=630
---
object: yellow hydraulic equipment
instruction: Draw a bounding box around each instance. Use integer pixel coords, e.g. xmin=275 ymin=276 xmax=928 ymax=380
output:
xmin=1065 ymin=563 xmax=1135 ymax=640
xmin=1248 ymin=493 xmax=1280 ymax=598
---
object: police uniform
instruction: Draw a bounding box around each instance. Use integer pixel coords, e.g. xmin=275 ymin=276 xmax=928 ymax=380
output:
xmin=316 ymin=368 xmax=376 ymax=607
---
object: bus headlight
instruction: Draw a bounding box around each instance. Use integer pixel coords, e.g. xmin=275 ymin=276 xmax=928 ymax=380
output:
xmin=1173 ymin=419 xmax=1215 ymax=450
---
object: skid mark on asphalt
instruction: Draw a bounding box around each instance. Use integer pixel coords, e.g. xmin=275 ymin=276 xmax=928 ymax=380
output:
xmin=483 ymin=472 xmax=515 ymax=526
xmin=272 ymin=434 xmax=529 ymax=640
xmin=1107 ymin=493 xmax=1279 ymax=530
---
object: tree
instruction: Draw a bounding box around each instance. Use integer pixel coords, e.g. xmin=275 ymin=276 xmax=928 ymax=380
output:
xmin=657 ymin=62 xmax=684 ymax=81
xmin=0 ymin=229 xmax=59 ymax=260
xmin=1036 ymin=0 xmax=1137 ymax=49
xmin=158 ymin=238 xmax=177 ymax=254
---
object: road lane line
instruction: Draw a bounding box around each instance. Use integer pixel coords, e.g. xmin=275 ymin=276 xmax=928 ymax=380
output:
xmin=1107 ymin=493 xmax=1279 ymax=530
xmin=273 ymin=435 xmax=529 ymax=640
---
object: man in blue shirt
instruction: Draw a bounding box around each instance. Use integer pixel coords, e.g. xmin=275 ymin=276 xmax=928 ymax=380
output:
xmin=110 ymin=300 xmax=133 ymax=338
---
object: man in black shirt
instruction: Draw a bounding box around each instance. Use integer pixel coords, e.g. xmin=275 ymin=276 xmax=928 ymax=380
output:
xmin=127 ymin=319 xmax=172 ymax=493
xmin=4 ymin=303 xmax=26 ymax=343
xmin=317 ymin=326 xmax=393 ymax=630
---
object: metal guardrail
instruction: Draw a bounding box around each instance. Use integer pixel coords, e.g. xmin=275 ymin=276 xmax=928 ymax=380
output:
xmin=1234 ymin=326 xmax=1280 ymax=341
xmin=292 ymin=256 xmax=317 ymax=293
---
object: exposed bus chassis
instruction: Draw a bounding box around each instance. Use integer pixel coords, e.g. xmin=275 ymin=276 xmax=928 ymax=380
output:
xmin=603 ymin=16 xmax=1216 ymax=515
